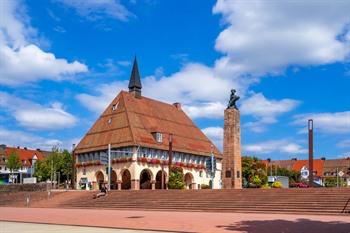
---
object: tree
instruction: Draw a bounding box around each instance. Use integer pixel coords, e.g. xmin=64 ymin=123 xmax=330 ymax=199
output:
xmin=242 ymin=156 xmax=267 ymax=187
xmin=6 ymin=151 xmax=20 ymax=183
xmin=34 ymin=147 xmax=73 ymax=185
xmin=6 ymin=151 xmax=20 ymax=172
xmin=168 ymin=167 xmax=185 ymax=189
xmin=59 ymin=150 xmax=73 ymax=182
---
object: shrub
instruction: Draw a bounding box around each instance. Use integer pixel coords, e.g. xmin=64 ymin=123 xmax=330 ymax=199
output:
xmin=261 ymin=183 xmax=270 ymax=189
xmin=250 ymin=175 xmax=262 ymax=188
xmin=168 ymin=167 xmax=185 ymax=189
xmin=272 ymin=181 xmax=283 ymax=188
xmin=201 ymin=184 xmax=210 ymax=189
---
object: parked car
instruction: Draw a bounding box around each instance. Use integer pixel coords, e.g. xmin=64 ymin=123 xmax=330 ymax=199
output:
xmin=290 ymin=182 xmax=309 ymax=188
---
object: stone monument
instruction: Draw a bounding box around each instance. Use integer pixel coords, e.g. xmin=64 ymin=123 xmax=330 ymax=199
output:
xmin=222 ymin=89 xmax=242 ymax=189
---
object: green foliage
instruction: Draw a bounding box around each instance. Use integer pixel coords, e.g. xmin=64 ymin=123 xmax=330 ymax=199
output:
xmin=201 ymin=184 xmax=210 ymax=189
xmin=242 ymin=156 xmax=267 ymax=188
xmin=324 ymin=177 xmax=337 ymax=187
xmin=34 ymin=147 xmax=73 ymax=182
xmin=261 ymin=183 xmax=270 ymax=189
xmin=6 ymin=151 xmax=20 ymax=172
xmin=250 ymin=175 xmax=262 ymax=188
xmin=272 ymin=181 xmax=283 ymax=188
xmin=168 ymin=167 xmax=185 ymax=189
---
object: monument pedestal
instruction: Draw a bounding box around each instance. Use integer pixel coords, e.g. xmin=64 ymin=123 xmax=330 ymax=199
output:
xmin=222 ymin=108 xmax=242 ymax=189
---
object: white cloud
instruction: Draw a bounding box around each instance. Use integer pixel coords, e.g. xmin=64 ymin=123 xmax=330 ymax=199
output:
xmin=0 ymin=127 xmax=63 ymax=151
xmin=0 ymin=0 xmax=87 ymax=86
xmin=202 ymin=127 xmax=223 ymax=151
xmin=56 ymin=0 xmax=133 ymax=21
xmin=0 ymin=92 xmax=77 ymax=130
xmin=293 ymin=111 xmax=350 ymax=134
xmin=183 ymin=102 xmax=226 ymax=119
xmin=244 ymin=139 xmax=307 ymax=155
xmin=77 ymin=63 xmax=245 ymax=118
xmin=213 ymin=0 xmax=350 ymax=76
xmin=76 ymin=81 xmax=127 ymax=113
xmin=77 ymin=0 xmax=350 ymax=134
xmin=240 ymin=93 xmax=299 ymax=132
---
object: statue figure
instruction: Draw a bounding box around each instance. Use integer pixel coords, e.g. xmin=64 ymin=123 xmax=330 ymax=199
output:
xmin=227 ymin=89 xmax=240 ymax=109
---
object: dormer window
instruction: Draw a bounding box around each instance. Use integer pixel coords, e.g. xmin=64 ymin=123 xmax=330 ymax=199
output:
xmin=152 ymin=132 xmax=163 ymax=143
xmin=112 ymin=102 xmax=119 ymax=111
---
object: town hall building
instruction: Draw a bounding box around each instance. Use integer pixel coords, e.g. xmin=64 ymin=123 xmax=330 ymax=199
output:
xmin=74 ymin=58 xmax=223 ymax=190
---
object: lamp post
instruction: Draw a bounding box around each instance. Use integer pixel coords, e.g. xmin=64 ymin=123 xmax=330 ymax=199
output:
xmin=308 ymin=119 xmax=314 ymax=188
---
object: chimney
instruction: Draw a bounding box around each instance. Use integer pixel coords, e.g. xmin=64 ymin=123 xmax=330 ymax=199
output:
xmin=173 ymin=102 xmax=181 ymax=110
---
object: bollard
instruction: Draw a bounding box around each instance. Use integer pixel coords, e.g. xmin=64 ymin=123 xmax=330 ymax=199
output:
xmin=48 ymin=190 xmax=51 ymax=200
xmin=26 ymin=195 xmax=30 ymax=207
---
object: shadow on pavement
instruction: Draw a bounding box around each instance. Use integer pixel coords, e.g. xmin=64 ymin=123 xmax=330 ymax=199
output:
xmin=216 ymin=218 xmax=350 ymax=233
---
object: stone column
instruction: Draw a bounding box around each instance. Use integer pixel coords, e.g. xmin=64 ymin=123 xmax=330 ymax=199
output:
xmin=117 ymin=180 xmax=122 ymax=190
xmin=222 ymin=108 xmax=242 ymax=189
xmin=191 ymin=183 xmax=197 ymax=189
xmin=131 ymin=179 xmax=139 ymax=190
xmin=151 ymin=180 xmax=156 ymax=190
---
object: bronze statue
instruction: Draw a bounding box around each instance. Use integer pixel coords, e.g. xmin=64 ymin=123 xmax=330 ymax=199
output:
xmin=227 ymin=89 xmax=240 ymax=109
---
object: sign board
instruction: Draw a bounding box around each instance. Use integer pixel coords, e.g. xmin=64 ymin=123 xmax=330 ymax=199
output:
xmin=23 ymin=177 xmax=37 ymax=184
xmin=268 ymin=176 xmax=275 ymax=183
xmin=301 ymin=167 xmax=309 ymax=179
xmin=338 ymin=170 xmax=344 ymax=177
xmin=206 ymin=156 xmax=216 ymax=176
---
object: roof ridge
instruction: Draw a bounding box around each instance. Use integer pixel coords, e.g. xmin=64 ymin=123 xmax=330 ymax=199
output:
xmin=122 ymin=92 xmax=137 ymax=146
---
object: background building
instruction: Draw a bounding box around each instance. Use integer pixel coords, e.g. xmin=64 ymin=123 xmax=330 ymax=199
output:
xmin=0 ymin=144 xmax=48 ymax=184
xmin=267 ymin=157 xmax=350 ymax=186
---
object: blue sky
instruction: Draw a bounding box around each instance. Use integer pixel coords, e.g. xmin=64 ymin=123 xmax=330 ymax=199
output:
xmin=0 ymin=0 xmax=349 ymax=160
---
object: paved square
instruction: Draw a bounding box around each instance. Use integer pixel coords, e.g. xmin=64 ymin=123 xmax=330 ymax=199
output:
xmin=0 ymin=207 xmax=349 ymax=233
xmin=0 ymin=221 xmax=170 ymax=233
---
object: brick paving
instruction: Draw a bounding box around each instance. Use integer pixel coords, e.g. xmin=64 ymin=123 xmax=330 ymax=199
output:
xmin=0 ymin=207 xmax=349 ymax=233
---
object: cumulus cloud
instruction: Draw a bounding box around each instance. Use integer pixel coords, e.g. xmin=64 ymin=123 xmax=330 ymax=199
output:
xmin=76 ymin=81 xmax=127 ymax=113
xmin=0 ymin=92 xmax=77 ymax=130
xmin=77 ymin=0 xmax=350 ymax=141
xmin=213 ymin=0 xmax=350 ymax=76
xmin=0 ymin=127 xmax=63 ymax=150
xmin=244 ymin=139 xmax=307 ymax=155
xmin=56 ymin=0 xmax=133 ymax=21
xmin=0 ymin=0 xmax=87 ymax=86
xmin=241 ymin=93 xmax=300 ymax=132
xmin=202 ymin=127 xmax=224 ymax=150
xmin=293 ymin=111 xmax=350 ymax=134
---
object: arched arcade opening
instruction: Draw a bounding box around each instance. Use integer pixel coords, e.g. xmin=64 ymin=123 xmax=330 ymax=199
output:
xmin=140 ymin=169 xmax=152 ymax=189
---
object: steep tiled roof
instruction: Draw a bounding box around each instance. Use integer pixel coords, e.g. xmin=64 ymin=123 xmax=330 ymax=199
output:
xmin=4 ymin=147 xmax=45 ymax=167
xmin=75 ymin=91 xmax=222 ymax=157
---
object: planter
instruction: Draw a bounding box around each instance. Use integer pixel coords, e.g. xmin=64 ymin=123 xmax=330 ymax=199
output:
xmin=150 ymin=158 xmax=161 ymax=164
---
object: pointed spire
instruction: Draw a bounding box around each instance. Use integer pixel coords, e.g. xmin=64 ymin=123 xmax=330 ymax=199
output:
xmin=128 ymin=56 xmax=142 ymax=97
